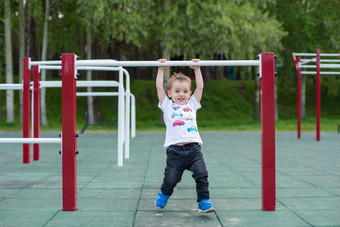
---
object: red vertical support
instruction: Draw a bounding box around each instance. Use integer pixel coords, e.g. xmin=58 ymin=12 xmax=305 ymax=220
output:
xmin=260 ymin=53 xmax=276 ymax=211
xmin=23 ymin=58 xmax=31 ymax=164
xmin=62 ymin=53 xmax=77 ymax=211
xmin=33 ymin=66 xmax=40 ymax=161
xmin=316 ymin=49 xmax=321 ymax=141
xmin=297 ymin=58 xmax=301 ymax=139
xmin=292 ymin=53 xmax=302 ymax=139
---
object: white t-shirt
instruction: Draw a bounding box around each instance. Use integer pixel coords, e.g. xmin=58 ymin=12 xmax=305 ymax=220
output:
xmin=158 ymin=96 xmax=203 ymax=148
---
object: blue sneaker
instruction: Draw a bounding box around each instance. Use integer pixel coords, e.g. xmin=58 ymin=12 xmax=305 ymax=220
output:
xmin=198 ymin=199 xmax=216 ymax=213
xmin=155 ymin=192 xmax=170 ymax=209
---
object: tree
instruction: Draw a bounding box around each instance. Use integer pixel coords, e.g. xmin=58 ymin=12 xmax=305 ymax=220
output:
xmin=4 ymin=0 xmax=14 ymax=123
xmin=76 ymin=0 xmax=154 ymax=122
xmin=273 ymin=0 xmax=340 ymax=119
xmin=77 ymin=0 xmax=107 ymax=124
xmin=40 ymin=0 xmax=50 ymax=126
xmin=18 ymin=0 xmax=25 ymax=123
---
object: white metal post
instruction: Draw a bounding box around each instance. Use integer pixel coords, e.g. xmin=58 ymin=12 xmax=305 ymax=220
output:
xmin=123 ymin=69 xmax=130 ymax=159
xmin=130 ymin=94 xmax=136 ymax=138
xmin=117 ymin=67 xmax=125 ymax=167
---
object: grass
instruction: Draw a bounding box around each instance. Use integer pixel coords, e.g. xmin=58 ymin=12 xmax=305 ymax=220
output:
xmin=2 ymin=117 xmax=338 ymax=133
xmin=1 ymin=79 xmax=339 ymax=133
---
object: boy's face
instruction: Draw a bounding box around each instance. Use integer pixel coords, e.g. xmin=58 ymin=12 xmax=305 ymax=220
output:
xmin=167 ymin=80 xmax=192 ymax=105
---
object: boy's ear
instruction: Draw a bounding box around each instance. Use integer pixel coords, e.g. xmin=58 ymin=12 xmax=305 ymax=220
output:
xmin=167 ymin=90 xmax=171 ymax=97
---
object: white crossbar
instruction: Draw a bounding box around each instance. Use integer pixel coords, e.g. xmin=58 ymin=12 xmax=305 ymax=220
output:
xmin=34 ymin=60 xmax=261 ymax=68
xmin=77 ymin=92 xmax=119 ymax=96
xmin=301 ymin=59 xmax=340 ymax=63
xmin=77 ymin=60 xmax=260 ymax=67
xmin=39 ymin=80 xmax=120 ymax=88
xmin=294 ymin=53 xmax=340 ymax=57
xmin=0 ymin=84 xmax=23 ymax=90
xmin=0 ymin=138 xmax=62 ymax=144
xmin=39 ymin=66 xmax=124 ymax=72
xmin=30 ymin=60 xmax=61 ymax=66
xmin=301 ymin=71 xmax=340 ymax=75
xmin=78 ymin=66 xmax=120 ymax=71
xmin=300 ymin=64 xmax=340 ymax=69
xmin=39 ymin=65 xmax=61 ymax=70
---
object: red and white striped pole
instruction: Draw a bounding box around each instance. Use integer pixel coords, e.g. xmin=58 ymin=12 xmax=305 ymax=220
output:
xmin=260 ymin=53 xmax=276 ymax=211
xmin=23 ymin=57 xmax=31 ymax=163
xmin=33 ymin=65 xmax=40 ymax=160
xmin=61 ymin=53 xmax=78 ymax=211
xmin=316 ymin=49 xmax=321 ymax=141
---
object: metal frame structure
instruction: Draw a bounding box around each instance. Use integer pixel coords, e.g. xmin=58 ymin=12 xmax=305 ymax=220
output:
xmin=1 ymin=53 xmax=276 ymax=212
xmin=70 ymin=53 xmax=276 ymax=211
xmin=29 ymin=61 xmax=136 ymax=167
xmin=292 ymin=49 xmax=340 ymax=141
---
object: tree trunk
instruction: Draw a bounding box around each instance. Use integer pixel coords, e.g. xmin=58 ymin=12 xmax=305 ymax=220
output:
xmin=19 ymin=0 xmax=25 ymax=124
xmin=202 ymin=67 xmax=210 ymax=83
xmin=0 ymin=68 xmax=2 ymax=118
xmin=275 ymin=77 xmax=278 ymax=121
xmin=40 ymin=0 xmax=50 ymax=126
xmin=162 ymin=0 xmax=171 ymax=91
xmin=301 ymin=75 xmax=306 ymax=118
xmin=4 ymin=0 xmax=14 ymax=123
xmin=86 ymin=26 xmax=95 ymax=124
xmin=253 ymin=67 xmax=260 ymax=120
xmin=162 ymin=47 xmax=171 ymax=91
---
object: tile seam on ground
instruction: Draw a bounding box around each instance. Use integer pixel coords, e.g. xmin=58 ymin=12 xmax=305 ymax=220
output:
xmin=276 ymin=199 xmax=314 ymax=227
xmin=132 ymin=141 xmax=153 ymax=227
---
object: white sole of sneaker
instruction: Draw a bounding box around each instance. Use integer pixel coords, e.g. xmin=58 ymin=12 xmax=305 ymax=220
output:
xmin=198 ymin=207 xmax=216 ymax=213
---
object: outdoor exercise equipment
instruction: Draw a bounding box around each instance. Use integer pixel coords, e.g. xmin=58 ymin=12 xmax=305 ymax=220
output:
xmin=28 ymin=61 xmax=135 ymax=166
xmin=68 ymin=53 xmax=276 ymax=211
xmin=292 ymin=49 xmax=340 ymax=141
xmin=1 ymin=53 xmax=276 ymax=212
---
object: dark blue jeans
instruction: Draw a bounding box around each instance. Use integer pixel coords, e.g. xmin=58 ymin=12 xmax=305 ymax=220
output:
xmin=160 ymin=143 xmax=210 ymax=202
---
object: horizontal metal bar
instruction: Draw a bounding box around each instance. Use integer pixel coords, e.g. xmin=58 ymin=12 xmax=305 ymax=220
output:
xmin=301 ymin=59 xmax=340 ymax=63
xmin=301 ymin=71 xmax=340 ymax=75
xmin=0 ymin=138 xmax=62 ymax=144
xmin=77 ymin=66 xmax=120 ymax=71
xmin=39 ymin=65 xmax=61 ymax=70
xmin=76 ymin=60 xmax=260 ymax=67
xmin=39 ymin=80 xmax=120 ymax=88
xmin=300 ymin=58 xmax=316 ymax=65
xmin=39 ymin=66 xmax=123 ymax=72
xmin=300 ymin=64 xmax=340 ymax=69
xmin=294 ymin=53 xmax=340 ymax=57
xmin=30 ymin=60 xmax=61 ymax=66
xmin=77 ymin=92 xmax=119 ymax=97
xmin=0 ymin=84 xmax=23 ymax=90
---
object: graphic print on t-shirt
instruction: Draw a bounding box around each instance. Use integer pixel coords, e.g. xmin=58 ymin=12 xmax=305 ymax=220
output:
xmin=171 ymin=104 xmax=196 ymax=132
xmin=159 ymin=96 xmax=202 ymax=148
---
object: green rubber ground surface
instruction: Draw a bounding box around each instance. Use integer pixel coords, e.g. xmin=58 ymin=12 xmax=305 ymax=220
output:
xmin=0 ymin=131 xmax=339 ymax=226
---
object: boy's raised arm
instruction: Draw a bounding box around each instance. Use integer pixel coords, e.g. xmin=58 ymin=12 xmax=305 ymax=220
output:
xmin=156 ymin=59 xmax=169 ymax=105
xmin=190 ymin=59 xmax=204 ymax=103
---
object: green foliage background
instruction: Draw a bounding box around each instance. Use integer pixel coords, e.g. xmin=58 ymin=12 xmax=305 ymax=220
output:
xmin=3 ymin=77 xmax=339 ymax=132
xmin=0 ymin=0 xmax=339 ymax=131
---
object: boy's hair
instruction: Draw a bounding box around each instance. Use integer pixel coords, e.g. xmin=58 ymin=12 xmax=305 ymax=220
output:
xmin=168 ymin=72 xmax=191 ymax=89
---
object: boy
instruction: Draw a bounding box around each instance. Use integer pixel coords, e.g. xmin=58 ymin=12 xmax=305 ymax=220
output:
xmin=155 ymin=58 xmax=216 ymax=213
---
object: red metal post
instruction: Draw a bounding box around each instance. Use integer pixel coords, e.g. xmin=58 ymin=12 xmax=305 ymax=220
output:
xmin=23 ymin=58 xmax=31 ymax=164
xmin=292 ymin=53 xmax=302 ymax=139
xmin=297 ymin=58 xmax=301 ymax=139
xmin=316 ymin=49 xmax=321 ymax=141
xmin=260 ymin=53 xmax=276 ymax=211
xmin=33 ymin=66 xmax=40 ymax=161
xmin=62 ymin=53 xmax=78 ymax=211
